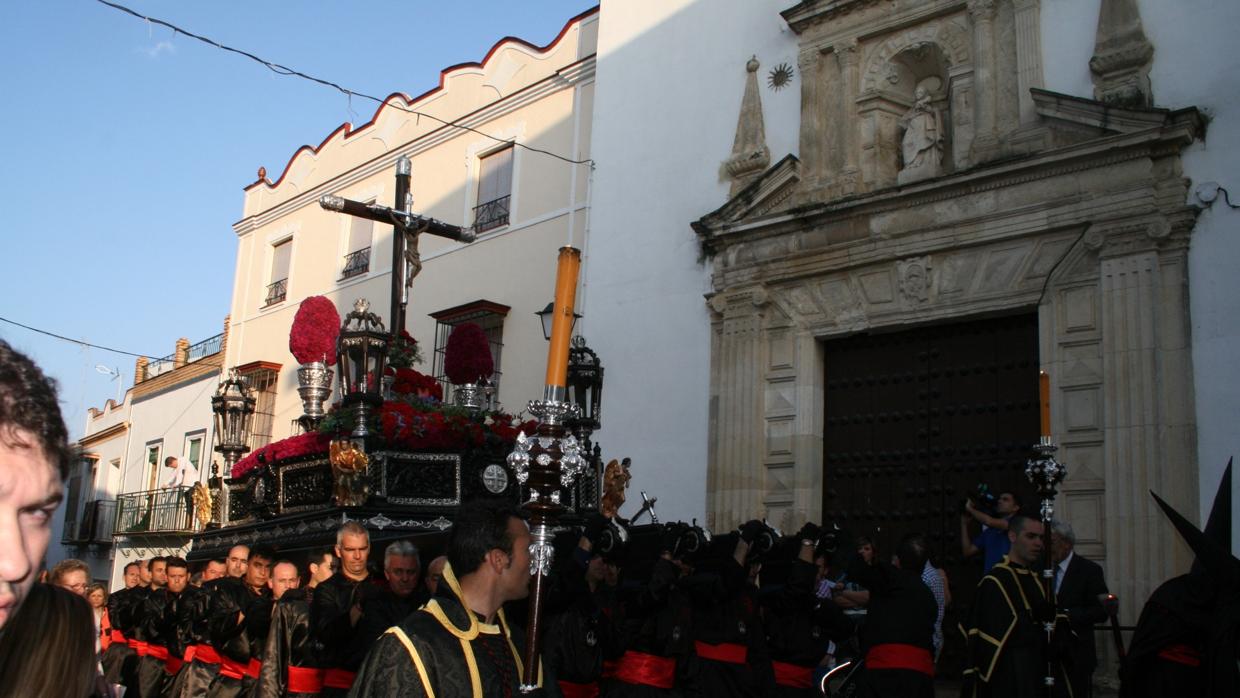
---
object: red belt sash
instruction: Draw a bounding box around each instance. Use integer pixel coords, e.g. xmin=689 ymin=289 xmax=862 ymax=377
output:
xmin=164 ymin=654 xmax=186 ymax=674
xmin=865 ymin=643 xmax=935 ymax=677
xmin=110 ymin=630 xmax=127 ymax=644
xmin=287 ymin=666 xmax=324 ymax=693
xmin=323 ymin=668 xmax=357 ymax=690
xmin=694 ymin=641 xmax=748 ymax=665
xmin=771 ymin=660 xmax=813 ymax=689
xmin=558 ymin=679 xmax=600 ymax=698
xmin=127 ymin=639 xmax=149 ymax=656
xmin=191 ymin=644 xmax=222 ymax=664
xmin=220 ymin=657 xmax=262 ymax=680
xmin=146 ymin=644 xmax=170 ymax=662
xmin=605 ymin=651 xmax=676 ymax=689
xmin=1157 ymin=643 xmax=1202 ymax=667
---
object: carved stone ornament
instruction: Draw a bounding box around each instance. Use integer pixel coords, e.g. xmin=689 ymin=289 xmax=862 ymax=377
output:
xmin=724 ymin=56 xmax=771 ymax=195
xmin=329 ymin=439 xmax=370 ymax=507
xmin=897 ymin=257 xmax=933 ymax=303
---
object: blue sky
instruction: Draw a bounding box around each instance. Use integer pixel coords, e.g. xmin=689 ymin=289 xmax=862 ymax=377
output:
xmin=0 ymin=0 xmax=596 ymax=438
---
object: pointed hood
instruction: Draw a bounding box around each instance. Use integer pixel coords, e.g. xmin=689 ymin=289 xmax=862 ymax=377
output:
xmin=1150 ymin=466 xmax=1239 ymax=589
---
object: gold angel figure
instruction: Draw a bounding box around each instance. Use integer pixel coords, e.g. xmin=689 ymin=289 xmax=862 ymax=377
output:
xmin=330 ymin=439 xmax=371 ymax=507
xmin=600 ymin=457 xmax=631 ymax=518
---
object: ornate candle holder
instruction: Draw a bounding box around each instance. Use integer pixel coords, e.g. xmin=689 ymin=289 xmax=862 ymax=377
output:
xmin=507 ymin=386 xmax=585 ymax=692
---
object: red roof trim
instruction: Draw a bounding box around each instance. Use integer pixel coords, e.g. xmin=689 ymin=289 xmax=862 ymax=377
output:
xmin=245 ymin=6 xmax=599 ymax=193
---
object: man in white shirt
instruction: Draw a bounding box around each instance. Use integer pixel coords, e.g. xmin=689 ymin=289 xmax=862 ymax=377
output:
xmin=163 ymin=456 xmax=200 ymax=530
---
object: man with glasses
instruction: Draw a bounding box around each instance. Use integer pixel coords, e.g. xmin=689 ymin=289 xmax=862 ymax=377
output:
xmin=49 ymin=557 xmax=90 ymax=596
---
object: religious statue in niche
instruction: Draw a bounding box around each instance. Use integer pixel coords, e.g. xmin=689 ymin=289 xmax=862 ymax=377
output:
xmin=898 ymin=84 xmax=945 ymax=184
xmin=897 ymin=257 xmax=933 ymax=304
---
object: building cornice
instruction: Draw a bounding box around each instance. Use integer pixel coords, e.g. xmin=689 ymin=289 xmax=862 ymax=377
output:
xmin=78 ymin=421 xmax=129 ymax=448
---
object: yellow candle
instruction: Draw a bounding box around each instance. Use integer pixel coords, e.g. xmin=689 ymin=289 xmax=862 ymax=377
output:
xmin=544 ymin=246 xmax=582 ymax=388
xmin=1039 ymin=370 xmax=1051 ymax=438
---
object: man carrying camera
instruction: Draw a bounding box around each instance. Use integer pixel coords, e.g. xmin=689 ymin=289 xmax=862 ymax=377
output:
xmin=960 ymin=490 xmax=1020 ymax=573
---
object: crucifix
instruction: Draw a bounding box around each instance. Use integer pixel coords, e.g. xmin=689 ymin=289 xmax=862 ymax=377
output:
xmin=319 ymin=156 xmax=476 ymax=337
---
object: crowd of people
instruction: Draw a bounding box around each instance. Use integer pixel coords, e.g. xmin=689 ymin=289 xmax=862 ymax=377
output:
xmin=1 ymin=334 xmax=1237 ymax=698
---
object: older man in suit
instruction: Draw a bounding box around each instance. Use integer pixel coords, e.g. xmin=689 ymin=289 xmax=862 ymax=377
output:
xmin=1051 ymin=520 xmax=1109 ymax=698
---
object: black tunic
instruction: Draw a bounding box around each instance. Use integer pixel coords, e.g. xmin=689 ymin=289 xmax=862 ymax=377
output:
xmin=961 ymin=556 xmax=1069 ymax=698
xmin=255 ymin=587 xmax=319 ymax=698
xmin=205 ymin=577 xmax=273 ymax=698
xmin=760 ymin=559 xmax=850 ymax=698
xmin=311 ymin=571 xmax=385 ymax=696
xmin=602 ymin=558 xmax=692 ymax=698
xmin=851 ymin=561 xmax=937 ymax=698
xmin=101 ymin=586 xmax=140 ymax=685
xmin=542 ymin=550 xmax=621 ymax=693
xmin=162 ymin=584 xmax=207 ymax=698
xmin=680 ymin=559 xmax=772 ymax=698
xmin=168 ymin=577 xmax=225 ymax=698
xmin=348 ymin=562 xmax=553 ymax=697
xmin=135 ymin=586 xmax=174 ymax=698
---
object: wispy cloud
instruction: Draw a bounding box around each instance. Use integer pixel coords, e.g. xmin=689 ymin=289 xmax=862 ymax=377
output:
xmin=139 ymin=41 xmax=176 ymax=59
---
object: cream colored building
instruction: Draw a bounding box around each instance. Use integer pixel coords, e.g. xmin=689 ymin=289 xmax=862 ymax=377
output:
xmin=224 ymin=10 xmax=598 ymax=442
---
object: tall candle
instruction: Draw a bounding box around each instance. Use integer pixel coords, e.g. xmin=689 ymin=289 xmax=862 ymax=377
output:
xmin=1039 ymin=370 xmax=1051 ymax=438
xmin=544 ymin=246 xmax=582 ymax=388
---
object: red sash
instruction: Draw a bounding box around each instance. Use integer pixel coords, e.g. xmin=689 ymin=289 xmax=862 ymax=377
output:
xmin=100 ymin=611 xmax=113 ymax=650
xmin=865 ymin=643 xmax=935 ymax=677
xmin=164 ymin=655 xmax=185 ymax=675
xmin=558 ymin=679 xmax=600 ymax=698
xmin=694 ymin=641 xmax=748 ymax=664
xmin=191 ymin=644 xmax=222 ymax=664
xmin=771 ymin=660 xmax=813 ymax=689
xmin=1157 ymin=643 xmax=1202 ymax=667
xmin=605 ymin=651 xmax=676 ymax=689
xmin=322 ymin=668 xmax=357 ymax=690
xmin=287 ymin=666 xmax=324 ymax=693
xmin=220 ymin=656 xmax=261 ymax=680
xmin=146 ymin=644 xmax=170 ymax=662
xmin=127 ymin=639 xmax=149 ymax=656
xmin=110 ymin=630 xmax=126 ymax=644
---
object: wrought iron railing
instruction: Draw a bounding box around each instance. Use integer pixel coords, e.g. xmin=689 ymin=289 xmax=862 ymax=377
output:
xmin=265 ymin=278 xmax=288 ymax=306
xmin=341 ymin=247 xmax=371 ymax=279
xmin=114 ymin=487 xmax=198 ymax=535
xmin=61 ymin=499 xmax=118 ymax=544
xmin=146 ymin=333 xmax=224 ymax=379
xmin=473 ymin=195 xmax=510 ymax=233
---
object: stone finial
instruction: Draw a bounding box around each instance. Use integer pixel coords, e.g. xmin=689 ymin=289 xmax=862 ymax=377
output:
xmin=724 ymin=56 xmax=771 ymax=196
xmin=174 ymin=338 xmax=190 ymax=368
xmin=1090 ymin=0 xmax=1154 ymax=107
xmin=257 ymin=166 xmax=267 ymax=180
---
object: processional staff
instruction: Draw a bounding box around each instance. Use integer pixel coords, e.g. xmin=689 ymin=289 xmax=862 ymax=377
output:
xmin=1026 ymin=370 xmax=1067 ymax=698
xmin=507 ymin=247 xmax=588 ymax=692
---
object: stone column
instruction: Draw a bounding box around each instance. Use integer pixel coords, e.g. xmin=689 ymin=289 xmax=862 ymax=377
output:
xmin=1097 ymin=240 xmax=1197 ymax=623
xmin=706 ymin=289 xmax=769 ymax=531
xmin=837 ymin=40 xmax=861 ymax=193
xmin=1013 ymin=0 xmax=1045 ymax=125
xmin=798 ymin=47 xmax=828 ymax=187
xmin=968 ymin=0 xmax=999 ymax=159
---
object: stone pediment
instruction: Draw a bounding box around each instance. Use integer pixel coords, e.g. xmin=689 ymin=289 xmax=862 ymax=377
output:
xmin=1030 ymin=88 xmax=1204 ymax=146
xmin=693 ymin=155 xmax=801 ymax=249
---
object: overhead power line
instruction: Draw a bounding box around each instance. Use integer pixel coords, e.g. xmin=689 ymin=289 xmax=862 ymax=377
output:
xmin=0 ymin=316 xmax=154 ymax=359
xmin=94 ymin=0 xmax=594 ymax=166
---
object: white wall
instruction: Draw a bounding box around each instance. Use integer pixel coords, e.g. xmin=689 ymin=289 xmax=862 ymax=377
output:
xmin=1042 ymin=0 xmax=1240 ymax=552
xmin=586 ymin=0 xmax=799 ymax=526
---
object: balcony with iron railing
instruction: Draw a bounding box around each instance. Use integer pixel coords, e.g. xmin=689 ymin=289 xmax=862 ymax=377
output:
xmin=145 ymin=332 xmax=225 ymax=379
xmin=60 ymin=499 xmax=118 ymax=545
xmin=264 ymin=278 xmax=288 ymax=307
xmin=473 ymin=195 xmax=510 ymax=233
xmin=114 ymin=487 xmax=199 ymax=536
xmin=341 ymin=247 xmax=371 ymax=280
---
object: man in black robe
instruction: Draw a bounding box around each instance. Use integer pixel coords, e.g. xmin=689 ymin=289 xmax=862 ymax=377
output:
xmin=101 ymin=561 xmax=143 ymax=685
xmin=312 ymin=521 xmax=384 ymax=695
xmin=205 ymin=545 xmax=275 ymax=697
xmin=158 ymin=557 xmax=202 ymax=690
xmin=351 ymin=539 xmax=427 ymax=669
xmin=543 ymin=520 xmax=622 ymax=698
xmin=1121 ymin=463 xmax=1239 ymax=698
xmin=133 ymin=556 xmax=170 ymax=698
xmin=962 ymin=514 xmax=1070 ymax=698
xmin=350 ymin=501 xmax=551 ymax=696
xmin=255 ymin=559 xmax=320 ymax=697
xmin=852 ymin=533 xmax=938 ymax=698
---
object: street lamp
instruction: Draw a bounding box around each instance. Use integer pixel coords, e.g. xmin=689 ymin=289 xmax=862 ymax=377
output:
xmin=211 ymin=369 xmax=256 ymax=473
xmin=536 ymin=301 xmax=581 ymax=341
xmin=565 ymin=336 xmax=603 ymax=442
xmin=336 ymin=298 xmax=389 ymax=438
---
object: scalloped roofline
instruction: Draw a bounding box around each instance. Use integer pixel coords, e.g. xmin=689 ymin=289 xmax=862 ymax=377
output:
xmin=245 ymin=5 xmax=599 ymax=193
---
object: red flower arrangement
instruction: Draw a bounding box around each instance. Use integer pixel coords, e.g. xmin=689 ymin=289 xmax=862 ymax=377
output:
xmin=231 ymin=430 xmax=332 ymax=479
xmin=392 ymin=367 xmax=443 ymax=401
xmin=289 ymin=296 xmax=341 ymax=365
xmin=388 ymin=330 xmax=424 ymax=369
xmin=443 ymin=322 xmax=493 ymax=385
